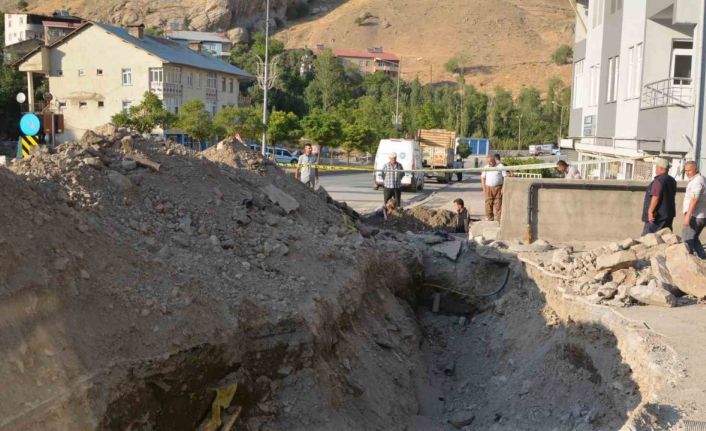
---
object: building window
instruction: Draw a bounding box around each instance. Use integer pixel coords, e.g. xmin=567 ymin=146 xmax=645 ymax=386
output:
xmin=186 ymin=72 xmax=193 ymax=87
xmin=122 ymin=68 xmax=132 ymax=85
xmin=79 ymin=101 xmax=87 ymax=109
xmin=96 ymin=69 xmax=103 ymax=76
xmin=573 ymin=60 xmax=584 ymax=108
xmin=55 ymin=70 xmax=63 ymax=77
xmin=229 ymin=78 xmax=234 ymax=93
xmin=589 ymin=64 xmax=600 ymax=106
xmin=98 ymin=101 xmax=104 ymax=108
xmin=58 ymin=101 xmax=66 ymax=108
xmin=607 ymin=56 xmax=620 ymax=103
xmin=626 ymin=43 xmax=644 ymax=99
xmin=196 ymin=73 xmax=202 ymax=89
xmin=207 ymin=73 xmax=217 ymax=89
xmin=149 ymin=67 xmax=163 ymax=83
xmin=122 ymin=101 xmax=132 ymax=113
xmin=221 ymin=77 xmax=226 ymax=92
xmin=78 ymin=69 xmax=85 ymax=76
xmin=591 ymin=0 xmax=604 ymax=28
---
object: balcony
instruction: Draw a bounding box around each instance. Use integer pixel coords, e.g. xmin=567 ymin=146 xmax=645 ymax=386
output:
xmin=641 ymin=78 xmax=693 ymax=109
xmin=149 ymin=81 xmax=182 ymax=97
xmin=205 ymin=88 xmax=218 ymax=99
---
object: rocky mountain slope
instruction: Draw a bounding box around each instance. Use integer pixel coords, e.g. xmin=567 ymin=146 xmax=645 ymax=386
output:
xmin=3 ymin=0 xmax=574 ymax=91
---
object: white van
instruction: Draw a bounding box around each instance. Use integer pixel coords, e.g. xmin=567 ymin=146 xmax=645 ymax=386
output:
xmin=373 ymin=139 xmax=425 ymax=191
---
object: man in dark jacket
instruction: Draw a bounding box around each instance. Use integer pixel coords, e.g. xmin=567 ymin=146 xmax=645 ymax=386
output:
xmin=452 ymin=198 xmax=472 ymax=234
xmin=642 ymin=158 xmax=677 ymax=235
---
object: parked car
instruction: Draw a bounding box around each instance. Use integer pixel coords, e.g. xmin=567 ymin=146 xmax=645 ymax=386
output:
xmin=247 ymin=144 xmax=298 ymax=164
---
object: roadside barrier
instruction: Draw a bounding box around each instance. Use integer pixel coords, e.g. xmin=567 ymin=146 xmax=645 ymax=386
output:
xmin=277 ymin=155 xmax=649 ymax=174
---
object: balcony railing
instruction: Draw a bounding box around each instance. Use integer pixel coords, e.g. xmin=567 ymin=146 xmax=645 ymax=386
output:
xmin=641 ymin=78 xmax=693 ymax=109
xmin=149 ymin=81 xmax=182 ymax=96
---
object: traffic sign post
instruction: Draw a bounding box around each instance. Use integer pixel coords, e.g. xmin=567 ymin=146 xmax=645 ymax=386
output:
xmin=20 ymin=113 xmax=41 ymax=136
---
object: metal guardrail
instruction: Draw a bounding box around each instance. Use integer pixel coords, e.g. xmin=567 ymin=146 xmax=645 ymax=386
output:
xmin=641 ymin=77 xmax=693 ymax=108
xmin=514 ymin=172 xmax=542 ymax=179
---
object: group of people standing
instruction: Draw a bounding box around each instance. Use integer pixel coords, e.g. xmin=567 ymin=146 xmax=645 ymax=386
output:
xmin=642 ymin=158 xmax=706 ymax=258
xmin=293 ymin=142 xmax=705 ymax=259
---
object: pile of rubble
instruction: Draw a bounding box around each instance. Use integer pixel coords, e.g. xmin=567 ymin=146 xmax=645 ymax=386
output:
xmin=520 ymin=229 xmax=706 ymax=308
xmin=0 ymin=127 xmax=431 ymax=430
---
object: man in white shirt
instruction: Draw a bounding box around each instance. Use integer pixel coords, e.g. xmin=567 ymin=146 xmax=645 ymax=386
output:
xmin=556 ymin=160 xmax=581 ymax=179
xmin=480 ymin=155 xmax=507 ymax=221
xmin=682 ymin=161 xmax=706 ymax=259
xmin=295 ymin=143 xmax=318 ymax=189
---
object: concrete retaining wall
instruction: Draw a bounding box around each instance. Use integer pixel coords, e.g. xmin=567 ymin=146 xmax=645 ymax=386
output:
xmin=499 ymin=178 xmax=687 ymax=242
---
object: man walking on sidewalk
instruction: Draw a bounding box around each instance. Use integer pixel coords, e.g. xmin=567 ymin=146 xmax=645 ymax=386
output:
xmin=682 ymin=161 xmax=706 ymax=258
xmin=641 ymin=157 xmax=677 ymax=235
xmin=381 ymin=152 xmax=404 ymax=208
xmin=481 ymin=155 xmax=506 ymax=221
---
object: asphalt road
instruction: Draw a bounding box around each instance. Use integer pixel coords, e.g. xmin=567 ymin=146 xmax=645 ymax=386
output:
xmin=317 ymin=172 xmax=463 ymax=214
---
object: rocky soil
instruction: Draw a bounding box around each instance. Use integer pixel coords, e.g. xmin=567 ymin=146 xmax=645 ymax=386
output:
xmin=1 ymin=128 xmax=694 ymax=430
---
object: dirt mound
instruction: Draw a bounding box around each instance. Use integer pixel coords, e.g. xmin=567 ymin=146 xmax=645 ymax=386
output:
xmin=0 ymin=132 xmax=426 ymax=430
xmin=363 ymin=206 xmax=454 ymax=233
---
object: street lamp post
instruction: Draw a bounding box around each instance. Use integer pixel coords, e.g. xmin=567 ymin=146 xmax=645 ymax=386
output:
xmin=261 ymin=0 xmax=270 ymax=157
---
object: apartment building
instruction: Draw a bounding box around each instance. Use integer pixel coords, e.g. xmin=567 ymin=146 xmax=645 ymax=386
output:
xmin=3 ymin=11 xmax=82 ymax=46
xmin=566 ymin=0 xmax=705 ymax=179
xmin=314 ymin=45 xmax=400 ymax=77
xmin=166 ymin=31 xmax=233 ymax=59
xmin=15 ymin=22 xmax=252 ymax=144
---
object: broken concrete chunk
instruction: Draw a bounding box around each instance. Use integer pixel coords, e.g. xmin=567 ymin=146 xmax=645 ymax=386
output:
xmin=121 ymin=160 xmax=137 ymax=171
xmin=650 ymin=255 xmax=674 ymax=287
xmin=662 ymin=233 xmax=680 ymax=245
xmin=530 ymin=239 xmax=553 ymax=252
xmin=107 ymin=170 xmax=134 ymax=190
xmin=619 ymin=238 xmax=637 ymax=250
xmin=552 ymin=248 xmax=572 ymax=267
xmin=262 ymin=184 xmax=299 ymax=214
xmin=448 ymin=410 xmax=475 ymax=429
xmin=629 ymin=280 xmax=676 ymax=307
xmin=432 ymin=239 xmax=462 ymax=261
xmin=665 ymin=244 xmax=706 ymax=298
xmin=84 ymin=157 xmax=104 ymax=169
xmin=595 ymin=250 xmax=638 ymax=271
xmin=638 ymin=233 xmax=664 ymax=247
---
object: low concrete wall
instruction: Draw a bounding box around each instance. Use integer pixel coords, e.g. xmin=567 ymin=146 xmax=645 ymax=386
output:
xmin=499 ymin=178 xmax=687 ymax=242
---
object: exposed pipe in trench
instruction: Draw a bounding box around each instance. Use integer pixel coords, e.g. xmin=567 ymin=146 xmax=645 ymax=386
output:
xmin=525 ymin=182 xmax=687 ymax=243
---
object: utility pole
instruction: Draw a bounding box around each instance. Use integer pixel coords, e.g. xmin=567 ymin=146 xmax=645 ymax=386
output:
xmin=517 ymin=113 xmax=523 ymax=151
xmin=261 ymin=0 xmax=270 ymax=158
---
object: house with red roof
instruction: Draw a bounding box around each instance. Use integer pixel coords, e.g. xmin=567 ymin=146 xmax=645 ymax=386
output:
xmin=314 ymin=45 xmax=400 ymax=77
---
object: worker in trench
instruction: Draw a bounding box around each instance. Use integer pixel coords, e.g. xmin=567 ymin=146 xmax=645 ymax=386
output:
xmin=452 ymin=198 xmax=472 ymax=234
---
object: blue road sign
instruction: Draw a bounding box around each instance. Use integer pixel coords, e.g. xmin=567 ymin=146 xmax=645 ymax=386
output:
xmin=20 ymin=113 xmax=41 ymax=136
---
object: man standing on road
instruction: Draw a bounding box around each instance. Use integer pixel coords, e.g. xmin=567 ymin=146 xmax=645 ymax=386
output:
xmin=454 ymin=156 xmax=464 ymax=182
xmin=481 ymin=155 xmax=506 ymax=221
xmin=452 ymin=198 xmax=472 ymax=234
xmin=682 ymin=161 xmax=706 ymax=258
xmin=296 ymin=143 xmax=318 ymax=189
xmin=641 ymin=157 xmax=677 ymax=235
xmin=556 ymin=160 xmax=581 ymax=179
xmin=381 ymin=152 xmax=404 ymax=208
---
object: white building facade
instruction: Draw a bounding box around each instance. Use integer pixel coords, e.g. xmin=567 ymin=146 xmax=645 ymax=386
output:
xmin=16 ymin=22 xmax=252 ymax=145
xmin=566 ymin=0 xmax=706 ymax=179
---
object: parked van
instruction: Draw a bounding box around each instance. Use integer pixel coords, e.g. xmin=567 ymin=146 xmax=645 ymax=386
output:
xmin=373 ymin=139 xmax=425 ymax=191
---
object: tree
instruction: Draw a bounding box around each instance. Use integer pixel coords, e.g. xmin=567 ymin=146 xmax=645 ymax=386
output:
xmin=111 ymin=92 xmax=175 ymax=133
xmin=487 ymin=86 xmax=515 ymax=140
xmin=305 ymin=50 xmax=349 ymax=110
xmin=213 ymin=106 xmax=261 ymax=140
xmin=176 ymin=99 xmax=213 ymax=143
xmin=17 ymin=0 xmax=28 ymax=11
xmin=301 ymin=109 xmax=343 ymax=156
xmin=251 ymin=31 xmax=285 ymax=59
xmin=551 ymin=45 xmax=573 ymax=65
xmin=268 ymin=110 xmax=303 ymax=144
xmin=444 ymin=54 xmax=470 ymax=74
xmin=341 ymin=123 xmax=375 ymax=164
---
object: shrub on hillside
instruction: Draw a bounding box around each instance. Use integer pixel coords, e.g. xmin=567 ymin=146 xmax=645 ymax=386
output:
xmin=552 ymin=45 xmax=573 ymax=65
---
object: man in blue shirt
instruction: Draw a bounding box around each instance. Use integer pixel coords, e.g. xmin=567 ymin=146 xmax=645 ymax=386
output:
xmin=641 ymin=158 xmax=677 ymax=235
